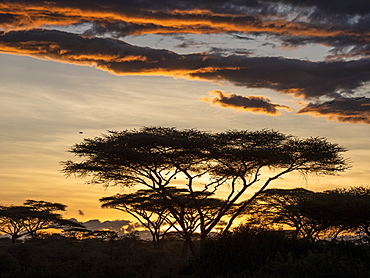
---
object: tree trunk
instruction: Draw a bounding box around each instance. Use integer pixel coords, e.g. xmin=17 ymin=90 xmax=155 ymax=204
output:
xmin=183 ymin=235 xmax=197 ymax=257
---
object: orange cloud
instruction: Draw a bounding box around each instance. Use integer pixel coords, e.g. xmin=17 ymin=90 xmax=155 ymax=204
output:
xmin=1 ymin=29 xmax=370 ymax=102
xmin=296 ymin=98 xmax=370 ymax=125
xmin=0 ymin=1 xmax=367 ymax=40
xmin=200 ymin=90 xmax=291 ymax=115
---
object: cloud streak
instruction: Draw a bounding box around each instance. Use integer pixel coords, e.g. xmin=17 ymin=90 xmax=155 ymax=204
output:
xmin=0 ymin=0 xmax=369 ymax=59
xmin=297 ymin=97 xmax=370 ymax=124
xmin=200 ymin=90 xmax=291 ymax=115
xmin=1 ymin=29 xmax=369 ymax=101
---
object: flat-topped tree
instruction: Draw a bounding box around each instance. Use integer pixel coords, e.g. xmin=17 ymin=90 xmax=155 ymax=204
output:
xmin=238 ymin=188 xmax=329 ymax=239
xmin=101 ymin=189 xmax=175 ymax=249
xmin=100 ymin=187 xmax=226 ymax=251
xmin=62 ymin=127 xmax=349 ymax=255
xmin=0 ymin=200 xmax=83 ymax=242
xmin=317 ymin=186 xmax=370 ymax=242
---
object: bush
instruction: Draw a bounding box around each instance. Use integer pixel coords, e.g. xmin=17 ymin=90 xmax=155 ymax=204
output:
xmin=182 ymin=226 xmax=370 ymax=278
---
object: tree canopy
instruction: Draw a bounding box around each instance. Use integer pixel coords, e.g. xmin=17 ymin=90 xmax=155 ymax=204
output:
xmin=0 ymin=200 xmax=83 ymax=243
xmin=62 ymin=127 xmax=350 ymax=254
xmin=241 ymin=186 xmax=370 ymax=242
xmin=100 ymin=187 xmax=226 ymax=250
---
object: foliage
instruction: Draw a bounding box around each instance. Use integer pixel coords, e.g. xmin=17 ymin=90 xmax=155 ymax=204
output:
xmin=62 ymin=127 xmax=349 ymax=254
xmin=239 ymin=188 xmax=330 ymax=239
xmin=0 ymin=235 xmax=187 ymax=278
xmin=0 ymin=200 xmax=83 ymax=243
xmin=241 ymin=186 xmax=370 ymax=241
xmin=182 ymin=225 xmax=370 ymax=278
xmin=100 ymin=188 xmax=175 ymax=249
xmin=311 ymin=186 xmax=370 ymax=242
xmin=0 ymin=222 xmax=369 ymax=277
xmin=100 ymin=187 xmax=225 ymax=250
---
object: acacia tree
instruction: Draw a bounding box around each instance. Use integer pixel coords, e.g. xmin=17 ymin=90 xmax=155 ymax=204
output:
xmin=100 ymin=187 xmax=226 ymax=251
xmin=239 ymin=188 xmax=335 ymax=239
xmin=241 ymin=186 xmax=370 ymax=242
xmin=0 ymin=205 xmax=31 ymax=243
xmin=62 ymin=127 xmax=349 ymax=255
xmin=0 ymin=200 xmax=82 ymax=242
xmin=100 ymin=189 xmax=175 ymax=249
xmin=315 ymin=186 xmax=370 ymax=242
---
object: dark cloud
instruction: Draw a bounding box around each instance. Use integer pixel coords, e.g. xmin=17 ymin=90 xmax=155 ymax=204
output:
xmin=297 ymin=97 xmax=370 ymax=124
xmin=1 ymin=0 xmax=368 ymax=16
xmin=208 ymin=47 xmax=254 ymax=56
xmin=200 ymin=90 xmax=291 ymax=115
xmin=0 ymin=0 xmax=368 ymax=63
xmin=190 ymin=57 xmax=370 ymax=99
xmin=1 ymin=29 xmax=369 ymax=101
xmin=1 ymin=0 xmax=369 ymax=44
xmin=280 ymin=33 xmax=370 ymax=60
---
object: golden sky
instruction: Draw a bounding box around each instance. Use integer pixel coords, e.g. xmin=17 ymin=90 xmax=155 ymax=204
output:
xmin=0 ymin=0 xmax=369 ymax=223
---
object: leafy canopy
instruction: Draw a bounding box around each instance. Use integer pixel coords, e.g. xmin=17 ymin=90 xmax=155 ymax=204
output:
xmin=62 ymin=127 xmax=349 ymax=254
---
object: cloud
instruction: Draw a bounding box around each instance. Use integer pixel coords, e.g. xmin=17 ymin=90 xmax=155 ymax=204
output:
xmin=296 ymin=97 xmax=370 ymax=124
xmin=1 ymin=29 xmax=370 ymax=102
xmin=279 ymin=34 xmax=370 ymax=60
xmin=0 ymin=1 xmax=368 ymax=42
xmin=200 ymin=90 xmax=291 ymax=115
xmin=81 ymin=219 xmax=131 ymax=232
xmin=0 ymin=1 xmax=368 ymax=62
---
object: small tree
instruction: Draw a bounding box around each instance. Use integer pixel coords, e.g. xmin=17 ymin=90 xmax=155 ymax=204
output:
xmin=62 ymin=127 xmax=349 ymax=254
xmin=240 ymin=188 xmax=333 ymax=239
xmin=0 ymin=200 xmax=82 ymax=242
xmin=241 ymin=186 xmax=370 ymax=242
xmin=100 ymin=189 xmax=175 ymax=249
xmin=0 ymin=205 xmax=31 ymax=243
xmin=316 ymin=186 xmax=370 ymax=242
xmin=101 ymin=187 xmax=226 ymax=251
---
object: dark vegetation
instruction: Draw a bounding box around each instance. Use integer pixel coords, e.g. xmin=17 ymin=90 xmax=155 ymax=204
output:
xmin=0 ymin=234 xmax=186 ymax=278
xmin=183 ymin=226 xmax=370 ymax=278
xmin=1 ymin=225 xmax=370 ymax=278
xmin=2 ymin=127 xmax=368 ymax=277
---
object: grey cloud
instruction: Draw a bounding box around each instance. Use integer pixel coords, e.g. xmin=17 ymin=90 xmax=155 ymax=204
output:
xmin=200 ymin=90 xmax=291 ymax=115
xmin=297 ymin=97 xmax=370 ymax=124
xmin=1 ymin=0 xmax=369 ymax=62
xmin=1 ymin=29 xmax=370 ymax=100
xmin=82 ymin=219 xmax=131 ymax=232
xmin=2 ymin=0 xmax=367 ymax=16
xmin=280 ymin=34 xmax=370 ymax=60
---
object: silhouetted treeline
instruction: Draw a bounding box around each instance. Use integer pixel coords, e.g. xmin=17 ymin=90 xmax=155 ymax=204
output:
xmin=1 ymin=227 xmax=370 ymax=278
xmin=0 ymin=234 xmax=186 ymax=278
xmin=182 ymin=226 xmax=370 ymax=278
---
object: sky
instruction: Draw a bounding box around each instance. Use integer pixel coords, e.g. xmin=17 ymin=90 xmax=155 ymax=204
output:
xmin=0 ymin=0 xmax=369 ymax=224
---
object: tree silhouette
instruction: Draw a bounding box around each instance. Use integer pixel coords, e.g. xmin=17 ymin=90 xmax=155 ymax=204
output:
xmin=100 ymin=189 xmax=175 ymax=249
xmin=62 ymin=127 xmax=349 ymax=255
xmin=240 ymin=186 xmax=370 ymax=241
xmin=0 ymin=200 xmax=83 ymax=243
xmin=312 ymin=186 xmax=370 ymax=242
xmin=101 ymin=187 xmax=226 ymax=251
xmin=240 ymin=188 xmax=333 ymax=239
